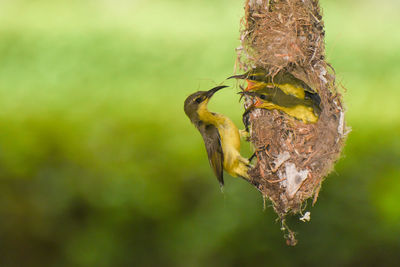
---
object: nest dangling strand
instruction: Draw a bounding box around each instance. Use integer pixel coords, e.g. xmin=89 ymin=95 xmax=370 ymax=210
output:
xmin=235 ymin=0 xmax=348 ymax=245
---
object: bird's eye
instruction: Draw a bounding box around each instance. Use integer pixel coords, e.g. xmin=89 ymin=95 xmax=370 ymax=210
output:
xmin=195 ymin=97 xmax=202 ymax=103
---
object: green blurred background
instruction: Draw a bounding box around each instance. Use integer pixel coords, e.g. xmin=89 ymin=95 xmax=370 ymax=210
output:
xmin=0 ymin=0 xmax=399 ymax=266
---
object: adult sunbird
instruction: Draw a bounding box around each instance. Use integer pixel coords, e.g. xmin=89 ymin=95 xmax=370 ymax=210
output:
xmin=184 ymin=86 xmax=250 ymax=186
xmin=229 ymin=68 xmax=322 ymax=123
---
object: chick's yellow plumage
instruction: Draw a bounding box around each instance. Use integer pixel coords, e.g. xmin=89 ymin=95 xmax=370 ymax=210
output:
xmin=230 ymin=68 xmax=322 ymax=123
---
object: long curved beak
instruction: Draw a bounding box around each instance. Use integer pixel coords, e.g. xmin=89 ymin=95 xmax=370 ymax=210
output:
xmin=206 ymin=85 xmax=228 ymax=98
xmin=227 ymin=73 xmax=247 ymax=80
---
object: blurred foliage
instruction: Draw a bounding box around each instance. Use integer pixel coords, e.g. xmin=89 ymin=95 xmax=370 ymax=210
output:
xmin=0 ymin=0 xmax=399 ymax=266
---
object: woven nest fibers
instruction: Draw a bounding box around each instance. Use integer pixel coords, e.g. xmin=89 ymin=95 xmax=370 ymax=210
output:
xmin=236 ymin=0 xmax=349 ymax=217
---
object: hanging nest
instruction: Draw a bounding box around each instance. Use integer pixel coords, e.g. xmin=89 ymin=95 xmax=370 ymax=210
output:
xmin=235 ymin=0 xmax=349 ymax=245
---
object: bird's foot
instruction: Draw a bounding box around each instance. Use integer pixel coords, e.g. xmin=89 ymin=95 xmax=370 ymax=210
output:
xmin=239 ymin=129 xmax=250 ymax=139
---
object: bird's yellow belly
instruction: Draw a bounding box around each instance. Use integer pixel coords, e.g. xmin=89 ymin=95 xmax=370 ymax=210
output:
xmin=197 ymin=108 xmax=249 ymax=179
xmin=260 ymin=102 xmax=318 ymax=123
xmin=266 ymin=83 xmax=305 ymax=99
xmin=216 ymin=119 xmax=243 ymax=176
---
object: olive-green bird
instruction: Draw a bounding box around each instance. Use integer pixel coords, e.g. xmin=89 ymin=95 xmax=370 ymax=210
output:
xmin=229 ymin=67 xmax=317 ymax=97
xmin=242 ymin=87 xmax=321 ymax=123
xmin=229 ymin=68 xmax=322 ymax=123
xmin=184 ymin=86 xmax=250 ymax=186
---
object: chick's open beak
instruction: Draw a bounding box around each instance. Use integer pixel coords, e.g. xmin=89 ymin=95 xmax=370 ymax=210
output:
xmin=245 ymin=80 xmax=266 ymax=91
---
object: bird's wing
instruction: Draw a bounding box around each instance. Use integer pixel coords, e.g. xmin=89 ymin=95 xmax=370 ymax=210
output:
xmin=277 ymin=72 xmax=317 ymax=94
xmin=201 ymin=124 xmax=224 ymax=186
